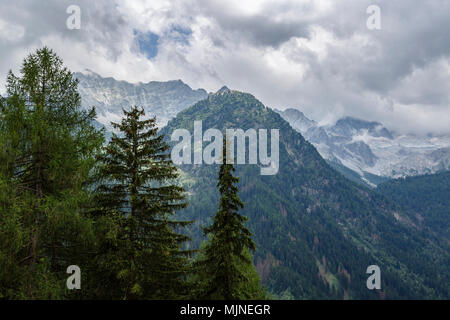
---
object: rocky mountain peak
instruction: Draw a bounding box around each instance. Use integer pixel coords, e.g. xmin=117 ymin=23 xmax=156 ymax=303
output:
xmin=215 ymin=85 xmax=231 ymax=95
xmin=74 ymin=72 xmax=208 ymax=129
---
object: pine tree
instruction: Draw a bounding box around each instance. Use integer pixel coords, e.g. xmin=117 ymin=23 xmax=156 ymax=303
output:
xmin=196 ymin=139 xmax=265 ymax=300
xmin=0 ymin=47 xmax=103 ymax=298
xmin=92 ymin=106 xmax=192 ymax=299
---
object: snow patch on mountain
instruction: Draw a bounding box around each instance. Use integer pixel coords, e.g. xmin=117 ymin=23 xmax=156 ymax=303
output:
xmin=276 ymin=108 xmax=450 ymax=180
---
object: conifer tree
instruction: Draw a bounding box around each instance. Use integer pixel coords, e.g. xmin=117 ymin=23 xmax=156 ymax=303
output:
xmin=0 ymin=47 xmax=103 ymax=298
xmin=196 ymin=139 xmax=265 ymax=300
xmin=92 ymin=106 xmax=192 ymax=299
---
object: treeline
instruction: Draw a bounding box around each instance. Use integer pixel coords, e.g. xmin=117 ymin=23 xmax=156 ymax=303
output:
xmin=0 ymin=47 xmax=266 ymax=300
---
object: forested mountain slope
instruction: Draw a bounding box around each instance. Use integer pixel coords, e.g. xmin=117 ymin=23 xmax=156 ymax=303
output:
xmin=378 ymin=171 xmax=450 ymax=245
xmin=161 ymin=88 xmax=449 ymax=299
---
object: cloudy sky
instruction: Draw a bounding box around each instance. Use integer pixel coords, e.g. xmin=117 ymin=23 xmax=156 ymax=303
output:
xmin=0 ymin=0 xmax=449 ymax=135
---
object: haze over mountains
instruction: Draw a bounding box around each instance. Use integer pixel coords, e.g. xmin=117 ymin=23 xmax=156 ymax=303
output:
xmin=76 ymin=72 xmax=450 ymax=185
xmin=275 ymin=108 xmax=450 ymax=186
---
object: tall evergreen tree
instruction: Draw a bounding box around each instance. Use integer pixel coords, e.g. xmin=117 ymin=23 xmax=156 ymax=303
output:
xmin=91 ymin=106 xmax=192 ymax=299
xmin=196 ymin=140 xmax=265 ymax=300
xmin=0 ymin=47 xmax=104 ymax=298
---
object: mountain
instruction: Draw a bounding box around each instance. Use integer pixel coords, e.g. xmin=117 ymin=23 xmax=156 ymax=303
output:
xmin=161 ymin=89 xmax=449 ymax=299
xmin=378 ymin=171 xmax=450 ymax=244
xmin=75 ymin=71 xmax=450 ymax=185
xmin=75 ymin=70 xmax=208 ymax=130
xmin=276 ymin=108 xmax=450 ymax=185
xmin=273 ymin=108 xmax=317 ymax=133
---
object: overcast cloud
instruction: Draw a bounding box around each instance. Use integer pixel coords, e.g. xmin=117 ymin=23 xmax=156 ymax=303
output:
xmin=0 ymin=0 xmax=449 ymax=135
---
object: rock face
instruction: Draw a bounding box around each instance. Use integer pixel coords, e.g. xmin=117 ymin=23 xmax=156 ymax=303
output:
xmin=273 ymin=108 xmax=317 ymax=134
xmin=75 ymin=70 xmax=208 ymax=130
xmin=276 ymin=108 xmax=450 ymax=184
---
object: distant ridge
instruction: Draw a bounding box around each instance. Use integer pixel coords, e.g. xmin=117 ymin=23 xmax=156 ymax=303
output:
xmin=275 ymin=108 xmax=450 ymax=182
xmin=74 ymin=70 xmax=208 ymax=129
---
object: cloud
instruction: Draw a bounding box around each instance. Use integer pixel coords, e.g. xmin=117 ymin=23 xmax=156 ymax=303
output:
xmin=0 ymin=0 xmax=449 ymax=135
xmin=0 ymin=18 xmax=25 ymax=42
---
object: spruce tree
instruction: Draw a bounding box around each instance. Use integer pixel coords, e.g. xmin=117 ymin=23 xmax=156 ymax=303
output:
xmin=0 ymin=47 xmax=103 ymax=298
xmin=196 ymin=139 xmax=265 ymax=300
xmin=92 ymin=106 xmax=192 ymax=299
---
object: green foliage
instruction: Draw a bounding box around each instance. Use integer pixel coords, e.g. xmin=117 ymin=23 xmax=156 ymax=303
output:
xmin=378 ymin=172 xmax=450 ymax=245
xmin=89 ymin=106 xmax=193 ymax=299
xmin=0 ymin=177 xmax=62 ymax=299
xmin=0 ymin=47 xmax=103 ymax=299
xmin=194 ymin=143 xmax=265 ymax=299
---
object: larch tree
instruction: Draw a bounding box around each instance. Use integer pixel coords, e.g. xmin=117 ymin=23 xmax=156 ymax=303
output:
xmin=0 ymin=47 xmax=104 ymax=299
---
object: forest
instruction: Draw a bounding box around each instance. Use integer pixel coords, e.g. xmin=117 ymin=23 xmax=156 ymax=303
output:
xmin=0 ymin=47 xmax=265 ymax=300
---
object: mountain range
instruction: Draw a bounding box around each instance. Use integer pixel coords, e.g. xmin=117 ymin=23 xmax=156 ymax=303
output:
xmin=75 ymin=71 xmax=450 ymax=186
xmin=74 ymin=72 xmax=449 ymax=298
xmin=275 ymin=108 xmax=450 ymax=186
xmin=160 ymin=88 xmax=449 ymax=299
